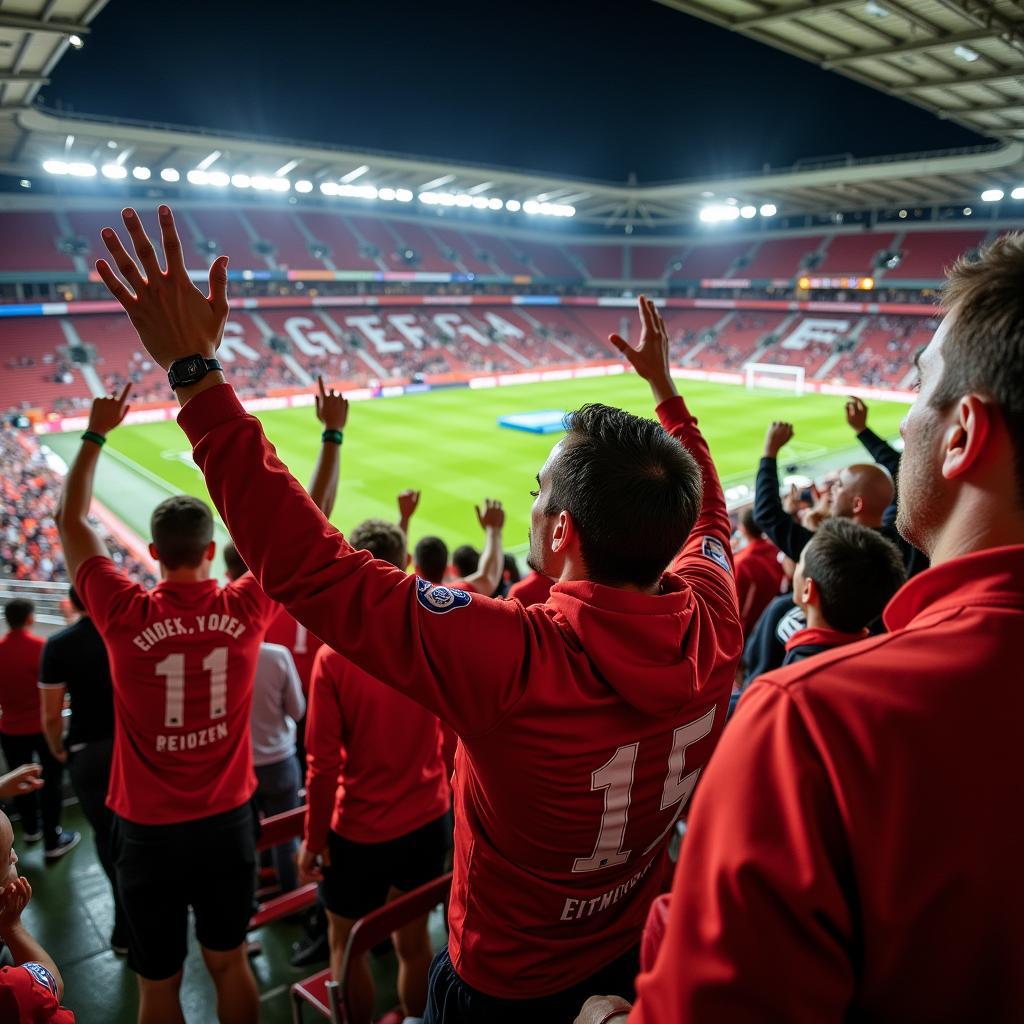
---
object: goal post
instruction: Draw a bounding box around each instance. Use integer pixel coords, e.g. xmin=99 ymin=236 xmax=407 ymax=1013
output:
xmin=744 ymin=362 xmax=806 ymax=396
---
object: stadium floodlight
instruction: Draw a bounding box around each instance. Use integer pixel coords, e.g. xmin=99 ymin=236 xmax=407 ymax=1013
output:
xmin=101 ymin=163 xmax=128 ymax=180
xmin=523 ymin=200 xmax=541 ymax=215
xmin=160 ymin=168 xmax=181 ymax=182
xmin=269 ymin=177 xmax=290 ymax=192
xmin=43 ymin=159 xmax=69 ymax=175
xmin=471 ymin=196 xmax=489 ymax=210
xmin=319 ymin=181 xmax=337 ymax=195
xmin=437 ymin=192 xmax=456 ymax=207
xmin=250 ymin=175 xmax=273 ymax=190
xmin=19 ymin=179 xmax=31 ymax=189
xmin=338 ymin=183 xmax=376 ymax=199
xmin=487 ymin=197 xmax=503 ymax=210
xmin=505 ymin=199 xmax=522 ymax=212
xmin=455 ymin=194 xmax=473 ymax=208
xmin=233 ymin=173 xmax=252 ymax=189
xmin=378 ymin=187 xmax=397 ymax=201
xmin=132 ymin=166 xmax=151 ymax=180
xmin=341 ymin=165 xmax=370 ymax=184
xmin=981 ymin=188 xmax=1004 ymax=202
xmin=963 ymin=206 xmax=973 ymax=216
xmin=295 ymin=179 xmax=313 ymax=194
xmin=759 ymin=203 xmax=777 ymax=217
xmin=68 ymin=162 xmax=97 ymax=177
xmin=740 ymin=205 xmax=757 ymax=219
xmin=1012 ymin=187 xmax=1024 ymax=200
xmin=418 ymin=191 xmax=438 ymax=204
xmin=699 ymin=204 xmax=740 ymax=223
xmin=197 ymin=150 xmax=222 ymax=171
xmin=68 ymin=34 xmax=84 ymax=48
xmin=954 ymin=44 xmax=979 ymax=63
xmin=207 ymin=170 xmax=230 ymax=187
xmin=187 ymin=169 xmax=210 ymax=186
xmin=395 ymin=188 xmax=413 ymax=202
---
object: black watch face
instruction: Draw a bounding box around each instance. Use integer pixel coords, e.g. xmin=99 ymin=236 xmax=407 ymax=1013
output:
xmin=183 ymin=358 xmax=203 ymax=380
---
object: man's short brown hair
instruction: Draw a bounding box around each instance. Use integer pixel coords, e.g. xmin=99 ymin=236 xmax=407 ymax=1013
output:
xmin=150 ymin=495 xmax=214 ymax=570
xmin=350 ymin=519 xmax=406 ymax=570
xmin=940 ymin=233 xmax=1024 ymax=504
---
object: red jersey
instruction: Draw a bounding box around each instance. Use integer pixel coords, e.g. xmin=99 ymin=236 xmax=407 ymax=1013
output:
xmin=180 ymin=385 xmax=742 ymax=999
xmin=0 ymin=629 xmax=44 ymax=735
xmin=0 ymin=963 xmax=75 ymax=1023
xmin=305 ymin=647 xmax=450 ymax=848
xmin=507 ymin=570 xmax=553 ymax=606
xmin=263 ymin=608 xmax=323 ymax=695
xmin=732 ymin=537 xmax=784 ymax=636
xmin=631 ymin=545 xmax=1024 ymax=1023
xmin=77 ymin=557 xmax=276 ymax=825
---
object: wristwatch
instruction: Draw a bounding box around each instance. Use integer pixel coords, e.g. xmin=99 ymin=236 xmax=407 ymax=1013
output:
xmin=167 ymin=355 xmax=222 ymax=391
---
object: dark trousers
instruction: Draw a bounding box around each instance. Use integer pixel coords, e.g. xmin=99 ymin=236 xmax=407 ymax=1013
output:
xmin=0 ymin=732 xmax=63 ymax=848
xmin=424 ymin=944 xmax=640 ymax=1024
xmin=253 ymin=755 xmax=302 ymax=892
xmin=68 ymin=736 xmax=126 ymax=936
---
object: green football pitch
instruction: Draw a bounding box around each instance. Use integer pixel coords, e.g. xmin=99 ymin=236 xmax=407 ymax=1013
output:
xmin=45 ymin=376 xmax=909 ymax=560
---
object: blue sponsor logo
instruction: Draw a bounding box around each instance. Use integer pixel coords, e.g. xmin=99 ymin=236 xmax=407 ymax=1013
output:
xmin=23 ymin=962 xmax=58 ymax=996
xmin=416 ymin=578 xmax=472 ymax=614
xmin=701 ymin=536 xmax=732 ymax=574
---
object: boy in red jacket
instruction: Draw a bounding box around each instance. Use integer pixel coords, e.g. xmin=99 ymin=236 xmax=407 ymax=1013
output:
xmin=94 ymin=207 xmax=742 ymax=1023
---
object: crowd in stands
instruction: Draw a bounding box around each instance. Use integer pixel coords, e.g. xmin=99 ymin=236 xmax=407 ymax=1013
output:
xmin=1 ymin=209 xmax=1023 ymax=1024
xmin=0 ymin=425 xmax=155 ymax=588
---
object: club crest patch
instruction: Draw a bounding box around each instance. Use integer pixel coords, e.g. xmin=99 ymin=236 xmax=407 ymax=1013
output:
xmin=22 ymin=962 xmax=58 ymax=996
xmin=701 ymin=536 xmax=732 ymax=574
xmin=416 ymin=578 xmax=472 ymax=614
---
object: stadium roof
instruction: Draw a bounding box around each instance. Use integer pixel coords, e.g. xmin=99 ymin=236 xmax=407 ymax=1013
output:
xmin=656 ymin=0 xmax=1024 ymax=142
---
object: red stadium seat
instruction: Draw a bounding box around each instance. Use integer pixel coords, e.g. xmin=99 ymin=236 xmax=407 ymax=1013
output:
xmin=249 ymin=806 xmax=319 ymax=929
xmin=290 ymin=872 xmax=454 ymax=1023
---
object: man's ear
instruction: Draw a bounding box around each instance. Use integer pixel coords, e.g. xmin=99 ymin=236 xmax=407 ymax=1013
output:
xmin=551 ymin=510 xmax=574 ymax=554
xmin=802 ymin=576 xmax=817 ymax=608
xmin=851 ymin=495 xmax=865 ymax=516
xmin=405 ymin=553 xmax=412 ymax=570
xmin=205 ymin=540 xmax=217 ymax=563
xmin=942 ymin=395 xmax=992 ymax=482
xmin=148 ymin=542 xmax=159 ymax=561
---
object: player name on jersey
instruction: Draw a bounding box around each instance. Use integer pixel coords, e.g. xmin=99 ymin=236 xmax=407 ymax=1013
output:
xmin=131 ymin=613 xmax=247 ymax=652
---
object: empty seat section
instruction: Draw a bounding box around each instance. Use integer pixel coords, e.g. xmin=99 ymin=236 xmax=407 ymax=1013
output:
xmin=346 ymin=216 xmax=405 ymax=269
xmin=565 ymin=245 xmax=624 ymax=280
xmin=817 ymin=232 xmax=895 ymax=276
xmin=671 ymin=242 xmax=751 ymax=281
xmin=0 ymin=212 xmax=77 ymax=272
xmin=64 ymin=210 xmax=124 ymax=265
xmin=741 ymin=236 xmax=823 ymax=279
xmin=244 ymin=210 xmax=324 ymax=269
xmin=630 ymin=246 xmax=677 ymax=280
xmin=429 ymin=228 xmax=496 ymax=276
xmin=387 ymin=222 xmax=457 ymax=273
xmin=297 ymin=212 xmax=379 ymax=271
xmin=505 ymin=239 xmax=579 ymax=279
xmin=885 ymin=230 xmax=987 ymax=280
xmin=475 ymin=234 xmax=532 ymax=275
xmin=0 ymin=318 xmax=89 ymax=411
xmin=189 ymin=209 xmax=259 ymax=268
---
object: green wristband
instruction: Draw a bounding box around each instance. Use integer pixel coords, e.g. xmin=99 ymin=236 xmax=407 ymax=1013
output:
xmin=81 ymin=430 xmax=106 ymax=447
xmin=322 ymin=429 xmax=344 ymax=445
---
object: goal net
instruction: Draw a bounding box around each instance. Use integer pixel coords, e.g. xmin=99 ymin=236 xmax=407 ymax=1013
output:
xmin=744 ymin=362 xmax=806 ymax=396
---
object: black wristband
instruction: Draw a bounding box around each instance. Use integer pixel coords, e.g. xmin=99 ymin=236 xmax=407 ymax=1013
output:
xmin=322 ymin=429 xmax=344 ymax=445
xmin=81 ymin=431 xmax=106 ymax=447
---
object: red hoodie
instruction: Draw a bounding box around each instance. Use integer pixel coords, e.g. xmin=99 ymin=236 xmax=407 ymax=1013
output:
xmin=733 ymin=537 xmax=784 ymax=636
xmin=179 ymin=385 xmax=742 ymax=999
xmin=631 ymin=545 xmax=1024 ymax=1023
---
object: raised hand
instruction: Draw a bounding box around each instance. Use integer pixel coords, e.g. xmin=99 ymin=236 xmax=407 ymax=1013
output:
xmin=87 ymin=383 xmax=132 ymax=436
xmin=314 ymin=376 xmax=349 ymax=432
xmin=96 ymin=205 xmax=230 ymax=370
xmin=0 ymin=764 xmax=43 ymax=800
xmin=476 ymin=499 xmax=505 ymax=532
xmin=845 ymin=395 xmax=868 ymax=432
xmin=397 ymin=490 xmax=421 ymax=522
xmin=609 ymin=295 xmax=675 ymax=402
xmin=0 ymin=877 xmax=31 ymax=932
xmin=764 ymin=421 xmax=795 ymax=458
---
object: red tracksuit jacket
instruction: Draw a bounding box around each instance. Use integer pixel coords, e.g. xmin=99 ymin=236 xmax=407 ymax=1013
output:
xmin=631 ymin=544 xmax=1024 ymax=1022
xmin=179 ymin=385 xmax=742 ymax=999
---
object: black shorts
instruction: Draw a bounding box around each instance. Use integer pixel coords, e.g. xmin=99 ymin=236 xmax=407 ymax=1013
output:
xmin=111 ymin=802 xmax=257 ymax=980
xmin=321 ymin=813 xmax=449 ymax=920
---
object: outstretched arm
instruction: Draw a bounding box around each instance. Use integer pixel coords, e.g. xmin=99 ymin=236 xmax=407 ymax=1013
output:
xmin=845 ymin=396 xmax=900 ymax=478
xmin=308 ymin=376 xmax=348 ymax=518
xmin=54 ymin=385 xmax=132 ymax=582
xmin=754 ymin=422 xmax=814 ymax=561
xmin=461 ymin=500 xmax=505 ymax=595
xmin=397 ymin=489 xmax=421 ymax=540
xmin=93 ymin=206 xmax=527 ymax=736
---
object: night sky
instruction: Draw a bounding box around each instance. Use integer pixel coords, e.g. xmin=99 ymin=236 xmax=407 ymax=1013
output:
xmin=43 ymin=0 xmax=984 ymax=183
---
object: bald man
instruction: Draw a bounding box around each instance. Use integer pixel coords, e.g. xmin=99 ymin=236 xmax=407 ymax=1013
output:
xmin=756 ymin=422 xmax=926 ymax=576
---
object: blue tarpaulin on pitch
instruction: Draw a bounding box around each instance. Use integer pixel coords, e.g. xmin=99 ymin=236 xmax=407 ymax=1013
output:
xmin=497 ymin=410 xmax=567 ymax=434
